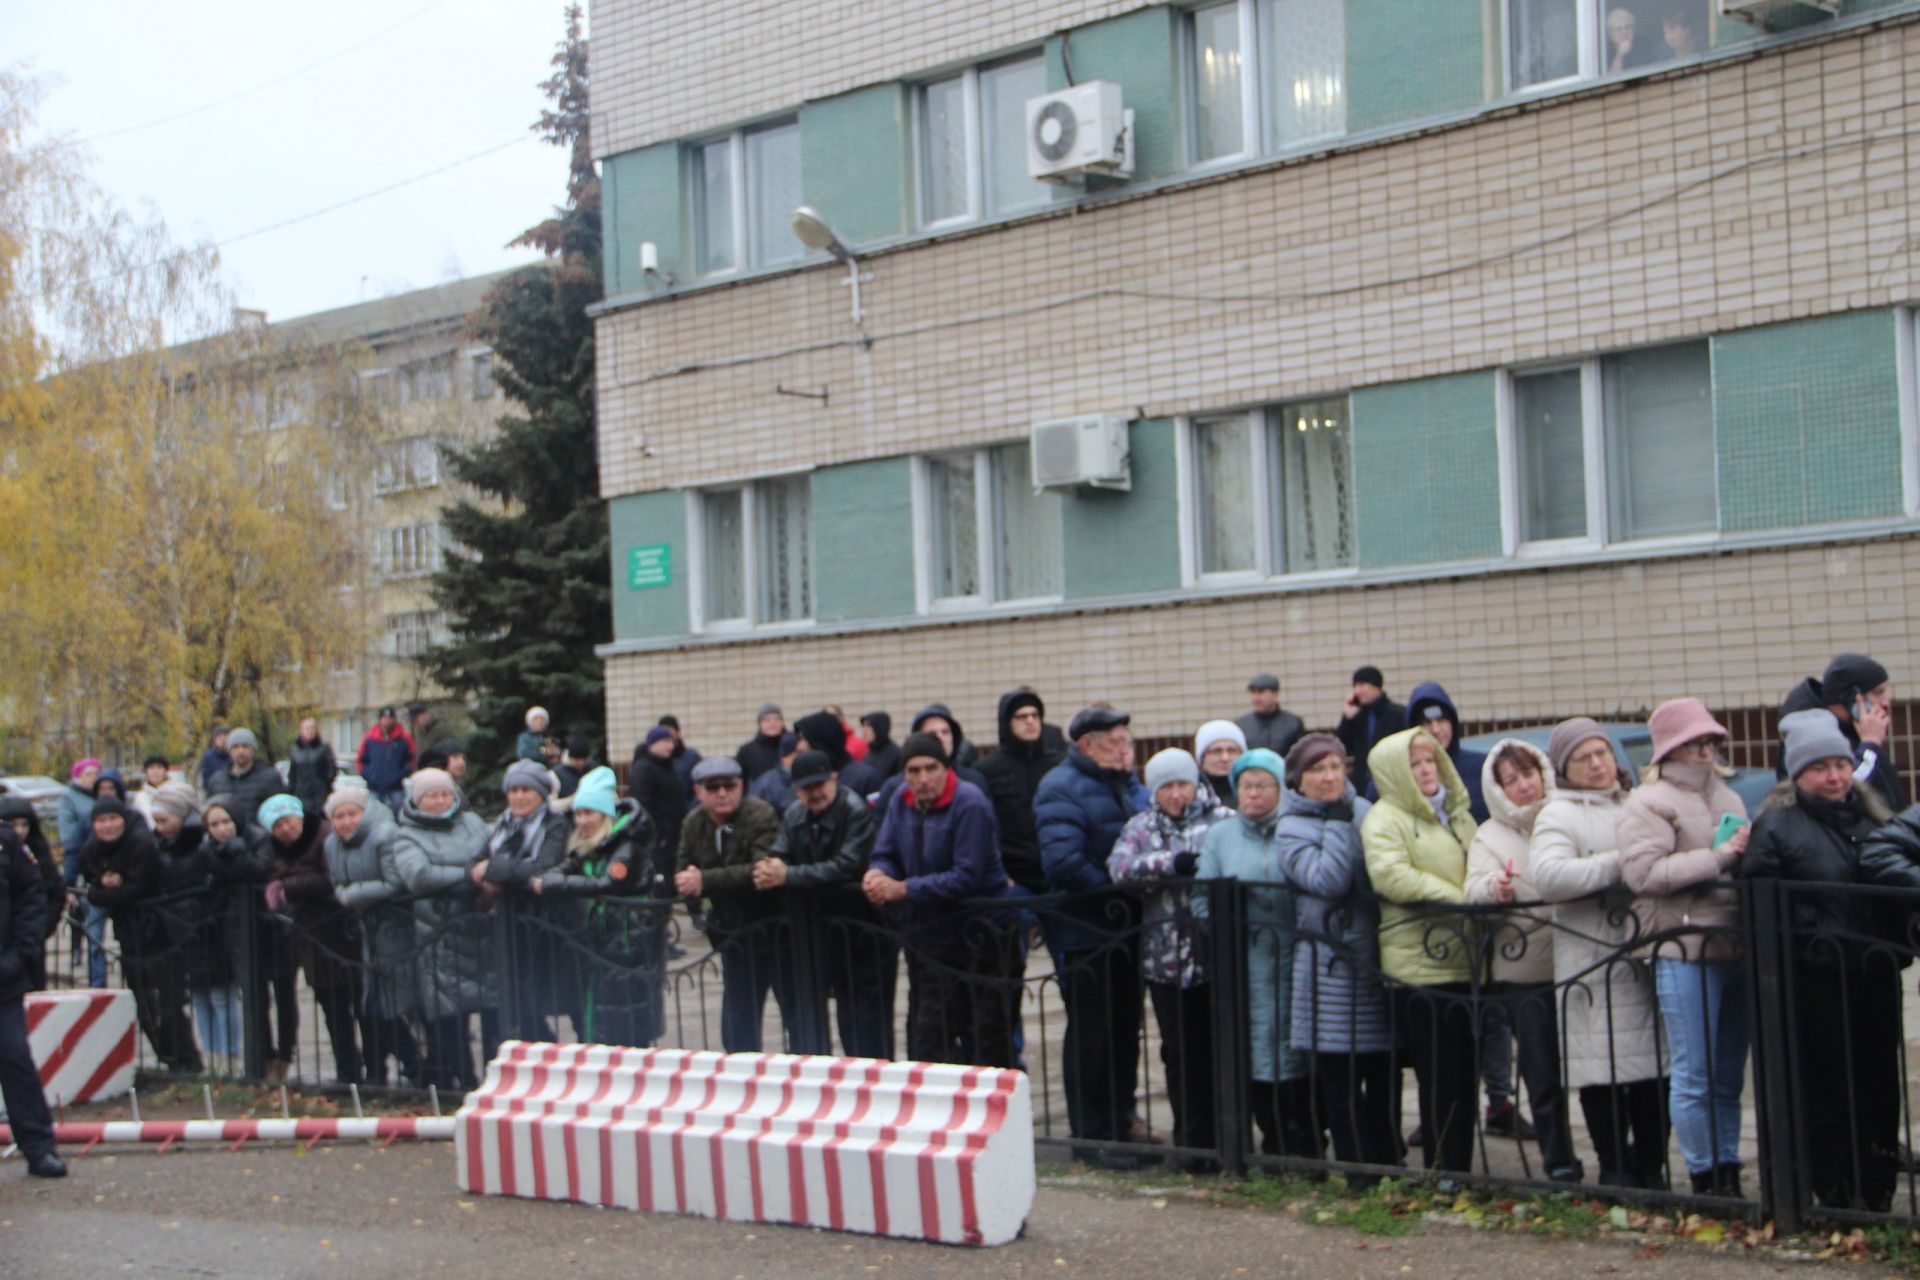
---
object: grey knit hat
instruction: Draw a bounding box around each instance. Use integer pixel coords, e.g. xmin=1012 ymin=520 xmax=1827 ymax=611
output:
xmin=148 ymin=781 xmax=198 ymax=821
xmin=502 ymin=758 xmax=553 ymax=797
xmin=225 ymin=728 xmax=259 ymax=751
xmin=1143 ymin=748 xmax=1199 ymax=796
xmin=1547 ymin=717 xmax=1609 ymax=778
xmin=1781 ymin=709 xmax=1854 ymax=781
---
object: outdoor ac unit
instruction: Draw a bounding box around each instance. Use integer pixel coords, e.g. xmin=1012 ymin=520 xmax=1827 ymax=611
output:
xmin=1030 ymin=414 xmax=1131 ymax=491
xmin=1717 ymin=0 xmax=1839 ymax=22
xmin=1026 ymin=81 xmax=1135 ymax=183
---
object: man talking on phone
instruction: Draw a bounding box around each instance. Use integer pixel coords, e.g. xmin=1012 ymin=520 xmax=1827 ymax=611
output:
xmin=1336 ymin=666 xmax=1405 ymax=795
xmin=1776 ymin=653 xmax=1905 ymax=810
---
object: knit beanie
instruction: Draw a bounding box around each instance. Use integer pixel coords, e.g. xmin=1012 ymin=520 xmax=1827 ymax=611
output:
xmin=407 ymin=768 xmax=458 ymax=803
xmin=503 ymin=758 xmax=554 ymax=797
xmin=1352 ymin=665 xmax=1385 ymax=690
xmin=257 ymin=794 xmax=304 ymax=832
xmin=756 ymin=703 xmax=783 ymax=721
xmin=1229 ymin=748 xmax=1285 ymax=789
xmin=1547 ymin=717 xmax=1609 ymax=779
xmin=226 ymin=728 xmax=259 ymax=751
xmin=90 ymin=795 xmax=130 ymax=824
xmin=1284 ymin=733 xmax=1345 ymax=788
xmin=71 ymin=757 xmax=102 ymax=780
xmin=323 ymin=782 xmax=372 ymax=819
xmin=900 ymin=731 xmax=949 ymax=768
xmin=795 ymin=711 xmax=851 ymax=768
xmin=525 ymin=706 xmax=549 ymax=729
xmin=571 ymin=766 xmax=619 ymax=818
xmin=1144 ymin=748 xmax=1200 ymax=796
xmin=149 ymin=781 xmax=199 ymax=821
xmin=1193 ymin=719 xmax=1247 ymax=759
xmin=1822 ymin=653 xmax=1890 ymax=705
xmin=1782 ymin=709 xmax=1854 ymax=781
xmin=644 ymin=726 xmax=674 ymax=748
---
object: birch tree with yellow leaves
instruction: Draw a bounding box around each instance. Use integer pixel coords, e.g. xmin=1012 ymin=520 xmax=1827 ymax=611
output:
xmin=0 ymin=69 xmax=370 ymax=767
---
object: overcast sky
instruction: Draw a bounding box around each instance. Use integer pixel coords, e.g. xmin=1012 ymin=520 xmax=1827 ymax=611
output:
xmin=9 ymin=0 xmax=576 ymax=323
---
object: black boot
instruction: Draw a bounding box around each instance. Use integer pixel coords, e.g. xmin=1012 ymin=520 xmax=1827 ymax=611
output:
xmin=1713 ymin=1164 xmax=1745 ymax=1199
xmin=1690 ymin=1169 xmax=1716 ymax=1196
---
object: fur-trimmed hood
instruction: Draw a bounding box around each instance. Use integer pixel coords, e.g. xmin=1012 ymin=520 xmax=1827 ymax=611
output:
xmin=1758 ymin=777 xmax=1893 ymax=826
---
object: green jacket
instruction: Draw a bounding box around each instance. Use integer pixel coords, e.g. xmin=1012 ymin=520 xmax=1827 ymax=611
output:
xmin=675 ymin=796 xmax=781 ymax=933
xmin=1361 ymin=728 xmax=1479 ymax=987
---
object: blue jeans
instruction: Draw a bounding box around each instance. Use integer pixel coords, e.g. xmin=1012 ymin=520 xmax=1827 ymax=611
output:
xmin=1653 ymin=958 xmax=1747 ymax=1174
xmin=192 ymin=984 xmax=245 ymax=1059
xmin=83 ymin=903 xmax=109 ymax=988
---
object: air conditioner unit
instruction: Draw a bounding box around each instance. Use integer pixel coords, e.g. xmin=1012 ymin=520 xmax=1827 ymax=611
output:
xmin=1717 ymin=0 xmax=1839 ymax=22
xmin=1026 ymin=81 xmax=1135 ymax=184
xmin=1030 ymin=414 xmax=1131 ymax=491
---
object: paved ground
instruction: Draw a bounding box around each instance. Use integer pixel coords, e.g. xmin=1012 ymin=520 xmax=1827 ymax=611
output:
xmin=0 ymin=1141 xmax=1861 ymax=1280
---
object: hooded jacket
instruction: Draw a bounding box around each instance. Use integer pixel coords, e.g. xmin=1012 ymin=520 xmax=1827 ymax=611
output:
xmin=356 ymin=724 xmax=416 ymax=793
xmin=1401 ymin=683 xmax=1488 ymax=822
xmin=1360 ymin=728 xmax=1478 ymax=987
xmin=1463 ymin=740 xmax=1557 ymax=985
xmin=80 ymin=818 xmax=167 ymax=957
xmin=0 ymin=826 xmax=49 ymax=1000
xmin=794 ymin=712 xmax=882 ymax=802
xmin=1745 ymin=780 xmax=1915 ymax=971
xmin=1036 ymin=747 xmax=1149 ymax=953
xmin=862 ymin=713 xmax=903 ymax=781
xmin=0 ymin=796 xmax=61 ymax=939
xmin=978 ymin=690 xmax=1067 ymax=893
xmin=1617 ymin=758 xmax=1747 ymax=963
xmin=1532 ymin=775 xmax=1661 ymax=1087
xmin=1775 ymin=677 xmax=1906 ymax=811
xmin=912 ymin=703 xmax=979 ymax=771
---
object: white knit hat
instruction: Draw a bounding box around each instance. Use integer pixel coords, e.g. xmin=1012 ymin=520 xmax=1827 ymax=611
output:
xmin=407 ymin=768 xmax=458 ymax=802
xmin=1194 ymin=720 xmax=1247 ymax=758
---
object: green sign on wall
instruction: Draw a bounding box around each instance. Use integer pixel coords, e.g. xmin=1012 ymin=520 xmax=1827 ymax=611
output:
xmin=627 ymin=543 xmax=671 ymax=590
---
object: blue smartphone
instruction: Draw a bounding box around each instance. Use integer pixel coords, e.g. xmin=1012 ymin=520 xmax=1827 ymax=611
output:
xmin=1713 ymin=812 xmax=1747 ymax=846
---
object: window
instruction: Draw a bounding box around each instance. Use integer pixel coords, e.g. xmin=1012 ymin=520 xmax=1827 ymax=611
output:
xmin=397 ymin=355 xmax=453 ymax=403
xmin=916 ymin=54 xmax=1051 ymax=227
xmin=920 ymin=443 xmax=1064 ymax=607
xmin=1184 ymin=397 xmax=1355 ymax=580
xmin=381 ymin=523 xmax=444 ymax=579
xmin=692 ymin=122 xmax=805 ymax=275
xmin=358 ymin=369 xmax=392 ymax=405
xmin=1506 ymin=0 xmax=1712 ymax=92
xmin=469 ymin=351 xmax=493 ymax=400
xmin=1503 ymin=340 xmax=1716 ymax=548
xmin=373 ymin=437 xmax=441 ymax=494
xmin=1185 ymin=0 xmax=1346 ymax=166
xmin=386 ymin=610 xmax=446 ymax=659
xmin=698 ymin=475 xmax=813 ymax=629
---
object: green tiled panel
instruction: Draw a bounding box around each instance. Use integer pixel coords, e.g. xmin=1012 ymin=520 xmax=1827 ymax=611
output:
xmin=1713 ymin=311 xmax=1903 ymax=531
xmin=812 ymin=459 xmax=918 ymax=621
xmin=1063 ymin=419 xmax=1182 ymax=598
xmin=1352 ymin=372 xmax=1502 ymax=567
xmin=1059 ymin=8 xmax=1182 ymax=181
xmin=1347 ymin=0 xmax=1485 ymax=132
xmin=604 ymin=145 xmax=684 ymax=298
xmin=610 ymin=490 xmax=691 ymax=640
xmin=799 ymin=86 xmax=911 ymax=247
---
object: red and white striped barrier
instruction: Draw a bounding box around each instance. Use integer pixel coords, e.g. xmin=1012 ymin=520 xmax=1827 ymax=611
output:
xmin=13 ymin=990 xmax=136 ymax=1111
xmin=0 ymin=1116 xmax=455 ymax=1152
xmin=455 ymin=1041 xmax=1034 ymax=1247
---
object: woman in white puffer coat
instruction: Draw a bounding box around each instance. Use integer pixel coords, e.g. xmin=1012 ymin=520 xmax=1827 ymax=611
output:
xmin=1529 ymin=718 xmax=1668 ymax=1190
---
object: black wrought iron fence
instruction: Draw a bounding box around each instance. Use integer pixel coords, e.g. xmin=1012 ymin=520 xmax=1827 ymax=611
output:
xmin=41 ymin=873 xmax=1920 ymax=1232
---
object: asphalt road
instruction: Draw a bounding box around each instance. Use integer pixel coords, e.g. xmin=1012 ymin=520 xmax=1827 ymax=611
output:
xmin=0 ymin=1143 xmax=1857 ymax=1280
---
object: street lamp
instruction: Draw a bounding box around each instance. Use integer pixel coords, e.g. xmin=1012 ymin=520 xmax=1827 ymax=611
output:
xmin=791 ymin=205 xmax=869 ymax=328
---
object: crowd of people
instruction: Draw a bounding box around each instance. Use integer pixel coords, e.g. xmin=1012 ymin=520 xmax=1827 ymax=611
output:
xmin=3 ymin=654 xmax=1918 ymax=1214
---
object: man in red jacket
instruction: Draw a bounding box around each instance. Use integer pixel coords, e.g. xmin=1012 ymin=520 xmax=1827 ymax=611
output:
xmin=355 ymin=707 xmax=416 ymax=813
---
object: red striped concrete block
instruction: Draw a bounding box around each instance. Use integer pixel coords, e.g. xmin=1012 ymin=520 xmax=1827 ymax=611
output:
xmin=15 ymin=990 xmax=136 ymax=1110
xmin=454 ymin=1041 xmax=1034 ymax=1246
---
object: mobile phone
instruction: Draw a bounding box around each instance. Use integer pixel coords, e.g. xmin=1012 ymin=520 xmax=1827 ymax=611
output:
xmin=1713 ymin=812 xmax=1747 ymax=846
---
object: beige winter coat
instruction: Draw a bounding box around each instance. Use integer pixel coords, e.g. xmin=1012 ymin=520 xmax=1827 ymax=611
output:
xmin=1617 ymin=761 xmax=1746 ymax=964
xmin=1531 ymin=786 xmax=1665 ymax=1088
xmin=1464 ymin=741 xmax=1556 ymax=986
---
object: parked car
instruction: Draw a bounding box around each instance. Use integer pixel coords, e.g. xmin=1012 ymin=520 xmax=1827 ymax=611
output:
xmin=0 ymin=773 xmax=65 ymax=833
xmin=1461 ymin=722 xmax=1774 ymax=814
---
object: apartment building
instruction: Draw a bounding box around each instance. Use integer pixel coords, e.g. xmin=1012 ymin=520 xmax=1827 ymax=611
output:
xmin=588 ymin=0 xmax=1920 ymax=758
xmin=262 ymin=272 xmax=509 ymax=752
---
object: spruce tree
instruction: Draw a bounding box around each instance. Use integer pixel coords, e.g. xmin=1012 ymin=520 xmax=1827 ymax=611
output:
xmin=423 ymin=4 xmax=608 ymax=780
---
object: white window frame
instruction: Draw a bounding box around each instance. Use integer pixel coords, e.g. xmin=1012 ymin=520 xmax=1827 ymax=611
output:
xmin=1176 ymin=402 xmax=1360 ymax=586
xmin=1182 ymin=0 xmax=1263 ymax=169
xmin=691 ymin=119 xmax=801 ymax=277
xmin=1501 ymin=0 xmax=1600 ymax=95
xmin=910 ymin=447 xmax=1066 ymax=614
xmin=464 ymin=345 xmax=494 ymax=401
xmin=1497 ymin=344 xmax=1719 ymax=556
xmin=914 ymin=68 xmax=984 ymax=229
xmin=1896 ymin=307 xmax=1920 ymax=517
xmin=687 ymin=474 xmax=816 ymax=635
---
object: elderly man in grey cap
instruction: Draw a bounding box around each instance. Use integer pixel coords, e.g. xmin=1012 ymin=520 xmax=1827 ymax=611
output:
xmin=206 ymin=727 xmax=282 ymax=828
xmin=673 ymin=755 xmax=785 ymax=1052
xmin=1236 ymin=673 xmax=1305 ymax=757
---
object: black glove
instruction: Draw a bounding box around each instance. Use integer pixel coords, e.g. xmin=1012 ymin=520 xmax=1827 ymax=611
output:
xmin=1172 ymin=851 xmax=1199 ymax=877
xmin=1323 ymin=800 xmax=1354 ymax=823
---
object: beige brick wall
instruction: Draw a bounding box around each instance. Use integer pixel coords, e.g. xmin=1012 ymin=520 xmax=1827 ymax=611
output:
xmin=590 ymin=0 xmax=1158 ymax=159
xmin=595 ymin=23 xmax=1920 ymax=500
xmin=605 ymin=534 xmax=1920 ymax=757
